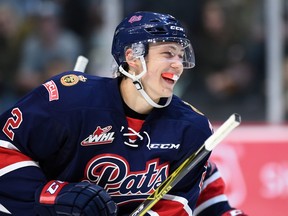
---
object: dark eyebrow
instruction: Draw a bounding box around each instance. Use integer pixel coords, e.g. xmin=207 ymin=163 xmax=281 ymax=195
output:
xmin=166 ymin=45 xmax=185 ymax=53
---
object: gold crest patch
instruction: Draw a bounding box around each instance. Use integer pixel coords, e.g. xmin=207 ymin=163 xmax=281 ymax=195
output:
xmin=60 ymin=74 xmax=79 ymax=86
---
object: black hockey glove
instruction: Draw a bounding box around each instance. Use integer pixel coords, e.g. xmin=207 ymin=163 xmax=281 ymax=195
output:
xmin=34 ymin=180 xmax=117 ymax=216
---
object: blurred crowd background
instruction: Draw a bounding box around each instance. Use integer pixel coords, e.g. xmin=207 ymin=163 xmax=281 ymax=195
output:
xmin=0 ymin=0 xmax=287 ymax=123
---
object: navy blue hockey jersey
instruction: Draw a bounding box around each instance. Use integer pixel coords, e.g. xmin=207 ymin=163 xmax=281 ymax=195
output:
xmin=0 ymin=71 xmax=243 ymax=216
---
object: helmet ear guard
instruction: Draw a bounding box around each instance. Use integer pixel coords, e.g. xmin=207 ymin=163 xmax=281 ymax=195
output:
xmin=130 ymin=43 xmax=146 ymax=58
xmin=124 ymin=43 xmax=146 ymax=62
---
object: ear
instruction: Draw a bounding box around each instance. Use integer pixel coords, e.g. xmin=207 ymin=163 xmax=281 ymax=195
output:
xmin=125 ymin=49 xmax=134 ymax=61
xmin=125 ymin=48 xmax=140 ymax=70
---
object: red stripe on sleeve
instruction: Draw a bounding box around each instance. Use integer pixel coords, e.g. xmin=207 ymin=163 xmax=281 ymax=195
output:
xmin=151 ymin=199 xmax=189 ymax=216
xmin=196 ymin=177 xmax=226 ymax=206
xmin=0 ymin=147 xmax=32 ymax=168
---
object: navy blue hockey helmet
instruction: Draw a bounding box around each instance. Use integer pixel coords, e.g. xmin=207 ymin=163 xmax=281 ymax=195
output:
xmin=111 ymin=11 xmax=195 ymax=69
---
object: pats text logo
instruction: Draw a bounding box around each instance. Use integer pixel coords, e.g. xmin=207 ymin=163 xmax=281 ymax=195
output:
xmin=84 ymin=154 xmax=169 ymax=204
xmin=81 ymin=126 xmax=115 ymax=146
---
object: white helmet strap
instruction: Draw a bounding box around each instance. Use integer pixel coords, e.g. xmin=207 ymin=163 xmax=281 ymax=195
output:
xmin=119 ymin=55 xmax=172 ymax=108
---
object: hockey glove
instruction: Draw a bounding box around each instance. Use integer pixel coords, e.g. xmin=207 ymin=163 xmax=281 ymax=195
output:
xmin=34 ymin=180 xmax=117 ymax=216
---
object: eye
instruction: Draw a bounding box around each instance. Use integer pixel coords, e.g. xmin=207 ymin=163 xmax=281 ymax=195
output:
xmin=162 ymin=50 xmax=175 ymax=58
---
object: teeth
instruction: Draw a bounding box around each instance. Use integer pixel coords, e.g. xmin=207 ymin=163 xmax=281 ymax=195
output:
xmin=162 ymin=73 xmax=179 ymax=81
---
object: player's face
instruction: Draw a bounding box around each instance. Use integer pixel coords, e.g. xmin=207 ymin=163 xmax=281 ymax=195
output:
xmin=141 ymin=42 xmax=184 ymax=99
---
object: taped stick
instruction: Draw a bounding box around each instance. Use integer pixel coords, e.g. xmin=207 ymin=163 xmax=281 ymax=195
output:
xmin=130 ymin=113 xmax=241 ymax=216
xmin=73 ymin=55 xmax=89 ymax=72
xmin=204 ymin=113 xmax=241 ymax=151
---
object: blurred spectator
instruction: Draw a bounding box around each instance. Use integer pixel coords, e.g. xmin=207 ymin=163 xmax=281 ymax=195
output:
xmin=56 ymin=0 xmax=95 ymax=52
xmin=16 ymin=1 xmax=83 ymax=96
xmin=58 ymin=0 xmax=117 ymax=77
xmin=194 ymin=0 xmax=254 ymax=97
xmin=57 ymin=0 xmax=90 ymax=38
xmin=0 ymin=1 xmax=29 ymax=113
xmin=84 ymin=0 xmax=108 ymax=76
xmin=177 ymin=0 xmax=265 ymax=121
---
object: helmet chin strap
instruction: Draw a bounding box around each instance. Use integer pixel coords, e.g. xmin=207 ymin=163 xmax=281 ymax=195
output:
xmin=119 ymin=55 xmax=172 ymax=108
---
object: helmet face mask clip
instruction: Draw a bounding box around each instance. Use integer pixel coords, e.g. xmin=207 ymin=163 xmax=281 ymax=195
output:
xmin=130 ymin=43 xmax=146 ymax=58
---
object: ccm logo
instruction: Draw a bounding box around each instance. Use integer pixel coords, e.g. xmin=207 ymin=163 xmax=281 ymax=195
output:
xmin=170 ymin=26 xmax=184 ymax=31
xmin=148 ymin=143 xmax=180 ymax=150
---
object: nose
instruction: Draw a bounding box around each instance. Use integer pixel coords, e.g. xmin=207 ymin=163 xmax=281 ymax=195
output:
xmin=170 ymin=58 xmax=183 ymax=70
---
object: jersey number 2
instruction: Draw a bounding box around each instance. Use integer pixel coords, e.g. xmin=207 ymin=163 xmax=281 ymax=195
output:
xmin=2 ymin=108 xmax=23 ymax=141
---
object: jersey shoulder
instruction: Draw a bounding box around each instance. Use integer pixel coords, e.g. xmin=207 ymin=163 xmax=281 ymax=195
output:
xmin=37 ymin=71 xmax=120 ymax=111
xmin=170 ymin=96 xmax=210 ymax=122
xmin=166 ymin=95 xmax=213 ymax=135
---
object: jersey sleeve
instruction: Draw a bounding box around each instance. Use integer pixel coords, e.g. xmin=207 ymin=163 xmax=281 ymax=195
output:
xmin=0 ymin=74 xmax=79 ymax=176
xmin=0 ymin=76 xmax=72 ymax=215
xmin=194 ymin=161 xmax=248 ymax=216
xmin=0 ymin=146 xmax=46 ymax=215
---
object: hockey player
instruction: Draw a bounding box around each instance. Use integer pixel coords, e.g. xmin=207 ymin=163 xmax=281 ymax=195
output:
xmin=0 ymin=11 xmax=247 ymax=215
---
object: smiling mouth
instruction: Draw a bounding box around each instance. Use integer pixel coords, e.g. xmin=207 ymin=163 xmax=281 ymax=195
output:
xmin=161 ymin=73 xmax=179 ymax=82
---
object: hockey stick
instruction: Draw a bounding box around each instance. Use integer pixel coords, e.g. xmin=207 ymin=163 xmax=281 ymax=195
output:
xmin=73 ymin=55 xmax=89 ymax=72
xmin=130 ymin=113 xmax=241 ymax=216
